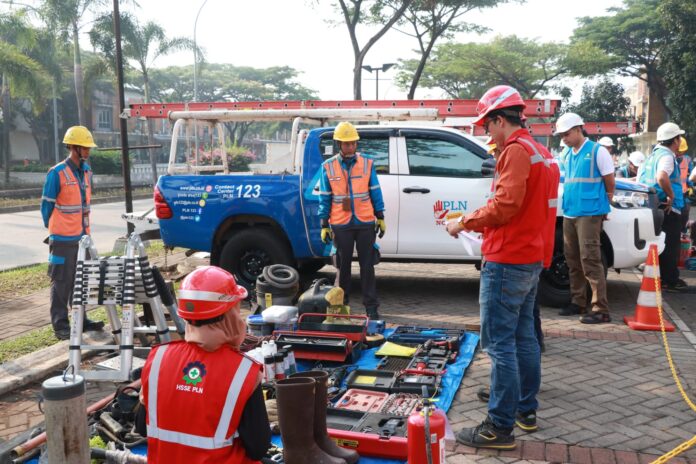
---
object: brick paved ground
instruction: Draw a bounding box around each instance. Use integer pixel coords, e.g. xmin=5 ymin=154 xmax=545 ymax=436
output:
xmin=1 ymin=260 xmax=695 ymax=463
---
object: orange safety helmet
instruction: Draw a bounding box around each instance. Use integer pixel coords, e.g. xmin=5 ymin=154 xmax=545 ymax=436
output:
xmin=473 ymin=85 xmax=526 ymax=127
xmin=177 ymin=266 xmax=248 ymax=321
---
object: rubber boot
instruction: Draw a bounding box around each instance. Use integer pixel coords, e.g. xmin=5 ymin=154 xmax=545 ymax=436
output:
xmin=290 ymin=371 xmax=359 ymax=464
xmin=275 ymin=377 xmax=346 ymax=464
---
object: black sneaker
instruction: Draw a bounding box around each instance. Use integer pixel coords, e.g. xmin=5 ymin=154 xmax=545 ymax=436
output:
xmin=83 ymin=318 xmax=105 ymax=331
xmin=559 ymin=303 xmax=583 ymax=316
xmin=580 ymin=312 xmax=611 ymax=324
xmin=455 ymin=417 xmax=515 ymax=450
xmin=476 ymin=387 xmax=490 ymax=403
xmin=515 ymin=410 xmax=538 ymax=432
xmin=54 ymin=328 xmax=70 ymax=340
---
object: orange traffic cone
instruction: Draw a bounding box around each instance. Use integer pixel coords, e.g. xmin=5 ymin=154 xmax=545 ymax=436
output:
xmin=624 ymin=244 xmax=675 ymax=332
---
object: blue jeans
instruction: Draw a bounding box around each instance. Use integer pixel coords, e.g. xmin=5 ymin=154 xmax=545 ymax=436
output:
xmin=480 ymin=260 xmax=542 ymax=430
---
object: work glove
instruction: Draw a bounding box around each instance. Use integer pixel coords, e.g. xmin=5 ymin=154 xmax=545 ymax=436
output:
xmin=376 ymin=219 xmax=386 ymax=238
xmin=321 ymin=227 xmax=333 ymax=244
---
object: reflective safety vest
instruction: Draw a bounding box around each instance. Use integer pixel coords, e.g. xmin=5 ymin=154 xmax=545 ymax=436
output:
xmin=47 ymin=161 xmax=91 ymax=237
xmin=482 ymin=129 xmax=559 ymax=265
xmin=679 ymin=155 xmax=691 ymax=191
xmin=639 ymin=145 xmax=684 ymax=212
xmin=561 ymin=141 xmax=610 ymax=217
xmin=324 ymin=154 xmax=376 ymax=225
xmin=142 ymin=341 xmax=261 ymax=464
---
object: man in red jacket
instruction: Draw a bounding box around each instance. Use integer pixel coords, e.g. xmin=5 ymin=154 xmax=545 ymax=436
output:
xmin=137 ymin=266 xmax=270 ymax=463
xmin=446 ymin=86 xmax=559 ymax=450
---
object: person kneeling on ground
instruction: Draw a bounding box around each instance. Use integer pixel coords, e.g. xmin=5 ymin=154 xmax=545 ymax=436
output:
xmin=136 ymin=266 xmax=271 ymax=464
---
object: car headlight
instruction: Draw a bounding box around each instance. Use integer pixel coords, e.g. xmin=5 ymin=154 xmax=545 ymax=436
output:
xmin=612 ymin=190 xmax=649 ymax=208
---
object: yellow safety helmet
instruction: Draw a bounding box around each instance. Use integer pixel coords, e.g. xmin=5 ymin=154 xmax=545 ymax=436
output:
xmin=63 ymin=126 xmax=97 ymax=148
xmin=679 ymin=137 xmax=688 ymax=153
xmin=333 ymin=122 xmax=360 ymax=142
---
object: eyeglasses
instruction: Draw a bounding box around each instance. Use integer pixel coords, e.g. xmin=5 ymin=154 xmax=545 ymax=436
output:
xmin=483 ymin=118 xmax=496 ymax=134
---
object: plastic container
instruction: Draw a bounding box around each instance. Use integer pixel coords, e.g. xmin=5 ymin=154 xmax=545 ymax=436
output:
xmin=262 ymin=305 xmax=299 ymax=324
xmin=247 ymin=315 xmax=274 ymax=336
xmin=262 ymin=340 xmax=277 ymax=358
xmin=274 ymin=317 xmax=298 ymax=333
xmin=264 ymin=355 xmax=276 ymax=382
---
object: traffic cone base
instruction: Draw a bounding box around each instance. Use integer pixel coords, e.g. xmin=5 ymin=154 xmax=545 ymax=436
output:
xmin=624 ymin=244 xmax=676 ymax=332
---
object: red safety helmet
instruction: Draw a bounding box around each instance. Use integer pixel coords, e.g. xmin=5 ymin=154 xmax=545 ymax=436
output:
xmin=473 ymin=85 xmax=526 ymax=127
xmin=177 ymin=266 xmax=248 ymax=321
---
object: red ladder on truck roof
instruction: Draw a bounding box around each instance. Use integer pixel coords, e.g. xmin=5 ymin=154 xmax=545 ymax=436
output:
xmin=127 ymin=99 xmax=636 ymax=135
xmin=128 ymin=99 xmax=559 ymax=118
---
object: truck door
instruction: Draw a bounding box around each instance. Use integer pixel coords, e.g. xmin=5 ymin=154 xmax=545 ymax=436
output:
xmin=396 ymin=129 xmax=492 ymax=257
xmin=315 ymin=129 xmax=398 ymax=255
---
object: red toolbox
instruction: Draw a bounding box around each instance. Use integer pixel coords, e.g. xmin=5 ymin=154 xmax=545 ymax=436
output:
xmin=328 ymin=414 xmax=408 ymax=460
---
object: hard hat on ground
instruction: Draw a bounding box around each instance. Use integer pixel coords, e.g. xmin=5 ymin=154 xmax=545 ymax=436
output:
xmin=679 ymin=137 xmax=688 ymax=153
xmin=333 ymin=122 xmax=360 ymax=142
xmin=63 ymin=126 xmax=97 ymax=148
xmin=656 ymin=122 xmax=685 ymax=142
xmin=473 ymin=85 xmax=526 ymax=127
xmin=554 ymin=113 xmax=584 ymax=135
xmin=177 ymin=266 xmax=247 ymax=321
xmin=628 ymin=151 xmax=645 ymax=167
xmin=598 ymin=136 xmax=614 ymax=147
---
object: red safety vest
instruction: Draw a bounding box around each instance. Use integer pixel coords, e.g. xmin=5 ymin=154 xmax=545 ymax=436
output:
xmin=481 ymin=129 xmax=559 ymax=265
xmin=142 ymin=341 xmax=262 ymax=464
xmin=48 ymin=161 xmax=91 ymax=237
xmin=324 ymin=154 xmax=376 ymax=225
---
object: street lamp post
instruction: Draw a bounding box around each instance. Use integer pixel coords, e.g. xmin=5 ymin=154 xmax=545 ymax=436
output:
xmin=193 ymin=0 xmax=208 ymax=103
xmin=361 ymin=63 xmax=396 ymax=100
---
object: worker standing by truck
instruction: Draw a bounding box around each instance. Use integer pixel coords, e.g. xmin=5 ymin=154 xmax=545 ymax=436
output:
xmin=41 ymin=126 xmax=104 ymax=340
xmin=556 ymin=113 xmax=615 ymax=324
xmin=318 ymin=122 xmax=386 ymax=320
xmin=447 ymin=85 xmax=558 ymax=450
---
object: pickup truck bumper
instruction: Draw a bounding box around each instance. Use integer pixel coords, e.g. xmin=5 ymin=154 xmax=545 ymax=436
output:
xmin=604 ymin=207 xmax=665 ymax=270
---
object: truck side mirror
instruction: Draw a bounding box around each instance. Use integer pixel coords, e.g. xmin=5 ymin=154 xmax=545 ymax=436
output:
xmin=481 ymin=156 xmax=496 ymax=177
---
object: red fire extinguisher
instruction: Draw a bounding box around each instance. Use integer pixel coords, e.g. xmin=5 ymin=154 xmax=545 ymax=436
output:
xmin=407 ymin=386 xmax=446 ymax=464
xmin=679 ymin=234 xmax=691 ymax=268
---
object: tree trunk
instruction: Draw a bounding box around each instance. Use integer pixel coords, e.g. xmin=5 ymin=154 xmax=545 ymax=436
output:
xmin=353 ymin=62 xmax=363 ymax=100
xmin=408 ymin=39 xmax=437 ymax=100
xmin=72 ymin=22 xmax=85 ymax=126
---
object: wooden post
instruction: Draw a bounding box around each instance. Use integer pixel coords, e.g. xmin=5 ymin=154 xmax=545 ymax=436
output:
xmin=42 ymin=373 xmax=89 ymax=463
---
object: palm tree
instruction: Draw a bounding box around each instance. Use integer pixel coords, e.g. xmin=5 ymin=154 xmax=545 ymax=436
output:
xmin=41 ymin=0 xmax=109 ymax=126
xmin=0 ymin=12 xmax=49 ymax=183
xmin=90 ymin=12 xmax=199 ymax=184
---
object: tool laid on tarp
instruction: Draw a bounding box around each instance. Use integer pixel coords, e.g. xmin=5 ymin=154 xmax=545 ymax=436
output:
xmin=274 ymin=332 xmax=355 ymax=362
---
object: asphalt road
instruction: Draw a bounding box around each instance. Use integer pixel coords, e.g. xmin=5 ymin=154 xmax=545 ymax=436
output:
xmin=0 ymin=199 xmax=154 ymax=271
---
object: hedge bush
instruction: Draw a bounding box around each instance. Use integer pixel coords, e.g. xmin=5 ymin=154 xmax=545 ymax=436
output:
xmin=89 ymin=150 xmax=134 ymax=175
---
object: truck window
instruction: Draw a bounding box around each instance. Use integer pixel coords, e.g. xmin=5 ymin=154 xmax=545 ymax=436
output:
xmin=405 ymin=137 xmax=484 ymax=178
xmin=320 ymin=135 xmax=390 ymax=173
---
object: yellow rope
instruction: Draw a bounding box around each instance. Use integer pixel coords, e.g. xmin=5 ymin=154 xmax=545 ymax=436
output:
xmin=650 ymin=246 xmax=696 ymax=464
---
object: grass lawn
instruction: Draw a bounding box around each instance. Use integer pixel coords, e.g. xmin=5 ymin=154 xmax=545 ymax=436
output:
xmin=0 ymin=186 xmax=152 ymax=208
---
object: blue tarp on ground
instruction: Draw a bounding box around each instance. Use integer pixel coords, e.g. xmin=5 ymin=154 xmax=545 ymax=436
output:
xmin=31 ymin=330 xmax=478 ymax=464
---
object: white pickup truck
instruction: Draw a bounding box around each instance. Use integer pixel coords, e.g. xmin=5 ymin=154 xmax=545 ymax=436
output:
xmin=153 ymin=108 xmax=665 ymax=307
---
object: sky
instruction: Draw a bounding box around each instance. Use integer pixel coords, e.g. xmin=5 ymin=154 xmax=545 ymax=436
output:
xmin=12 ymin=0 xmax=628 ymax=101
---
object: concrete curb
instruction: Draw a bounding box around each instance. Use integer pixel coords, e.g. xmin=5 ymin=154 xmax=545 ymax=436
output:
xmin=0 ymin=193 xmax=152 ymax=215
xmin=0 ymin=331 xmax=113 ymax=397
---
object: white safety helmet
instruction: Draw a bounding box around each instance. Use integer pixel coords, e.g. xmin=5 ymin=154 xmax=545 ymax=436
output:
xmin=628 ymin=151 xmax=645 ymax=167
xmin=554 ymin=113 xmax=584 ymax=135
xmin=656 ymin=122 xmax=685 ymax=142
xmin=598 ymin=136 xmax=614 ymax=147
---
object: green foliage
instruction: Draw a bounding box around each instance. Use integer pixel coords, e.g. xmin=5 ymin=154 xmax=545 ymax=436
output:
xmin=571 ymin=0 xmax=672 ymax=112
xmin=89 ymin=150 xmax=133 ymax=175
xmin=397 ymin=35 xmax=572 ymax=99
xmin=11 ymin=162 xmax=52 ymax=173
xmin=0 ymin=263 xmax=50 ymax=298
xmin=660 ymin=0 xmax=696 ymax=138
xmin=196 ymin=145 xmax=255 ymax=172
xmin=566 ymin=78 xmax=631 ymax=122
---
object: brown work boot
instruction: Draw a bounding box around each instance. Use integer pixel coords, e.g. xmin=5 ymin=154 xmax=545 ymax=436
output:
xmin=290 ymin=371 xmax=359 ymax=464
xmin=276 ymin=377 xmax=346 ymax=464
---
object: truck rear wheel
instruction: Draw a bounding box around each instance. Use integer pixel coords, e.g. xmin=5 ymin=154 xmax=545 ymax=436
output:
xmin=219 ymin=228 xmax=294 ymax=291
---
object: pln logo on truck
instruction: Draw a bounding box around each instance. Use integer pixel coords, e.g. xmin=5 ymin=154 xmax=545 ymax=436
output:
xmin=433 ymin=200 xmax=468 ymax=226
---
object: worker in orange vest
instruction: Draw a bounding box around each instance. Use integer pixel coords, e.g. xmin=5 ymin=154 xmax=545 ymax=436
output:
xmin=40 ymin=126 xmax=104 ymax=340
xmin=138 ymin=266 xmax=271 ymax=464
xmin=677 ymin=137 xmax=692 ymax=231
xmin=318 ymin=122 xmax=386 ymax=320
